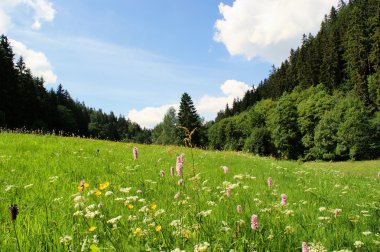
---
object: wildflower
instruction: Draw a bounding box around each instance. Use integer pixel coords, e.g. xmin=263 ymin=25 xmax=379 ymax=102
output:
xmin=84 ymin=211 xmax=98 ymax=219
xmin=362 ymin=231 xmax=372 ymax=236
xmin=74 ymin=195 xmax=85 ymax=203
xmin=226 ymin=189 xmax=231 ymax=197
xmin=154 ymin=209 xmax=165 ymax=217
xmin=120 ymin=187 xmax=131 ymax=193
xmin=280 ymin=194 xmax=287 ymax=206
xmin=319 ymin=207 xmax=326 ymax=212
xmin=128 ymin=215 xmax=137 ymax=221
xmin=171 ymin=249 xmax=185 ymax=252
xmin=133 ymin=227 xmax=141 ymax=236
xmin=251 ymin=214 xmax=259 ymax=230
xmin=197 ymin=210 xmax=212 ymax=217
xmin=302 ymin=242 xmax=308 ymax=252
xmin=174 ymin=192 xmax=180 ymax=199
xmin=207 ymin=201 xmax=217 ymax=206
xmin=284 ymin=225 xmax=294 ymax=235
xmin=139 ymin=206 xmax=149 ymax=212
xmin=170 ymin=167 xmax=175 ymax=176
xmin=133 ymin=147 xmax=138 ymax=160
xmin=95 ymin=190 xmax=101 ymax=197
xmin=318 ymin=216 xmax=331 ymax=221
xmin=150 ymin=203 xmax=157 ymax=210
xmin=160 ymin=170 xmax=165 ymax=177
xmin=73 ymin=211 xmax=83 ymax=216
xmin=9 ymin=204 xmax=19 ymax=221
xmin=24 ymin=184 xmax=33 ymax=189
xmin=222 ymin=165 xmax=228 ymax=174
xmin=155 ymin=225 xmax=161 ymax=232
xmin=89 ymin=226 xmax=96 ymax=232
xmin=176 ymin=155 xmax=183 ymax=176
xmin=5 ymin=185 xmax=15 ymax=192
xmin=59 ymin=235 xmax=72 ymax=245
xmin=107 ymin=215 xmax=122 ymax=224
xmin=267 ymin=177 xmax=273 ymax=188
xmin=99 ymin=181 xmax=109 ymax=190
xmin=178 ymin=179 xmax=184 ymax=186
xmin=105 ymin=191 xmax=113 ymax=196
xmin=354 ymin=241 xmax=364 ymax=248
xmin=332 ymin=208 xmax=342 ymax=217
xmin=127 ymin=204 xmax=134 ymax=209
xmin=237 ymin=205 xmax=242 ymax=214
xmin=378 ymin=171 xmax=380 ymax=177
xmin=194 ymin=242 xmax=210 ymax=252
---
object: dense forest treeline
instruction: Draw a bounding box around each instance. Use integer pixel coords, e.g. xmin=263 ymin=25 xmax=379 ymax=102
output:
xmin=0 ymin=35 xmax=151 ymax=143
xmin=205 ymin=0 xmax=380 ymax=160
xmin=216 ymin=0 xmax=380 ymax=120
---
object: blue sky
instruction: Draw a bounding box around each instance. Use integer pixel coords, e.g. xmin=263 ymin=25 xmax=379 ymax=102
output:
xmin=0 ymin=0 xmax=335 ymax=128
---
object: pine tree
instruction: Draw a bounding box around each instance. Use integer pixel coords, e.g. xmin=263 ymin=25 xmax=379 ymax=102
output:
xmin=177 ymin=93 xmax=201 ymax=146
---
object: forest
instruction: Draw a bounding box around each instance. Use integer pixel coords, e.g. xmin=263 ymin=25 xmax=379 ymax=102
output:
xmin=1 ymin=0 xmax=379 ymax=160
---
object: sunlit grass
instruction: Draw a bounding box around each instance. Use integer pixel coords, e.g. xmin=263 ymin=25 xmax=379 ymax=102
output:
xmin=0 ymin=133 xmax=379 ymax=251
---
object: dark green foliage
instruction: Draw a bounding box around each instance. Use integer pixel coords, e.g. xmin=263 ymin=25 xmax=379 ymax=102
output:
xmin=243 ymin=127 xmax=272 ymax=156
xmin=269 ymin=93 xmax=302 ymax=159
xmin=177 ymin=93 xmax=203 ymax=146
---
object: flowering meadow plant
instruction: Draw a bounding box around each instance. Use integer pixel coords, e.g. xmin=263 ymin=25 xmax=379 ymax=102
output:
xmin=0 ymin=133 xmax=379 ymax=251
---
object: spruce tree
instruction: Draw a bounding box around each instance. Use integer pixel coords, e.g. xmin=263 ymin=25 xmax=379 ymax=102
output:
xmin=177 ymin=93 xmax=201 ymax=146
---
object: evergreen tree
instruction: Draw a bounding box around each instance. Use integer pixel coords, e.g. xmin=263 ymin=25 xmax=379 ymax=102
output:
xmin=177 ymin=93 xmax=202 ymax=146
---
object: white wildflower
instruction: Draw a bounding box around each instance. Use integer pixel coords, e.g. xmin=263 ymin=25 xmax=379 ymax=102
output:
xmin=197 ymin=210 xmax=212 ymax=217
xmin=107 ymin=215 xmax=122 ymax=224
xmin=120 ymin=187 xmax=132 ymax=193
xmin=59 ymin=235 xmax=72 ymax=244
xmin=354 ymin=241 xmax=364 ymax=248
xmin=105 ymin=191 xmax=113 ymax=196
xmin=194 ymin=242 xmax=210 ymax=252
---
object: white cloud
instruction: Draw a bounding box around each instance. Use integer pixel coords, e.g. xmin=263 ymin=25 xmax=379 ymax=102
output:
xmin=10 ymin=39 xmax=57 ymax=84
xmin=214 ymin=0 xmax=334 ymax=64
xmin=127 ymin=80 xmax=252 ymax=128
xmin=128 ymin=104 xmax=179 ymax=129
xmin=0 ymin=0 xmax=55 ymax=32
xmin=197 ymin=80 xmax=252 ymax=116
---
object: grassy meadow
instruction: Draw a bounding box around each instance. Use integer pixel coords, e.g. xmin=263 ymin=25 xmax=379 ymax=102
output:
xmin=0 ymin=133 xmax=379 ymax=251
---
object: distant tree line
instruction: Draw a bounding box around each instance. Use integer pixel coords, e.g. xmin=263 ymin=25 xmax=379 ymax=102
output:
xmin=0 ymin=35 xmax=150 ymax=143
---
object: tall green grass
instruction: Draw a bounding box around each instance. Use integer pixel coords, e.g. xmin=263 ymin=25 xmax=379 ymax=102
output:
xmin=0 ymin=133 xmax=379 ymax=251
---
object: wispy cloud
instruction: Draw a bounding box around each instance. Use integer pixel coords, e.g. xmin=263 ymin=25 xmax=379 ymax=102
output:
xmin=214 ymin=0 xmax=334 ymax=64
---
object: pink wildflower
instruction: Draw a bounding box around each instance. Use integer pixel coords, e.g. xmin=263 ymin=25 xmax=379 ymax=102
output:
xmin=170 ymin=167 xmax=174 ymax=176
xmin=267 ymin=177 xmax=273 ymax=188
xmin=174 ymin=192 xmax=180 ymax=199
xmin=226 ymin=189 xmax=231 ymax=197
xmin=176 ymin=155 xmax=183 ymax=176
xmin=237 ymin=205 xmax=242 ymax=214
xmin=222 ymin=166 xmax=228 ymax=174
xmin=251 ymin=214 xmax=259 ymax=230
xmin=133 ymin=147 xmax=138 ymax=160
xmin=80 ymin=180 xmax=85 ymax=187
xmin=160 ymin=170 xmax=165 ymax=177
xmin=281 ymin=194 xmax=287 ymax=206
xmin=302 ymin=242 xmax=308 ymax=252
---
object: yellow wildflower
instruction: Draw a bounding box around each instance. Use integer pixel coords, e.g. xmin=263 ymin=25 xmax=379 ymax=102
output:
xmin=128 ymin=204 xmax=134 ymax=209
xmin=95 ymin=190 xmax=101 ymax=197
xmin=155 ymin=225 xmax=161 ymax=232
xmin=84 ymin=183 xmax=89 ymax=188
xmin=150 ymin=203 xmax=157 ymax=210
xmin=89 ymin=226 xmax=96 ymax=232
xmin=99 ymin=181 xmax=109 ymax=190
xmin=133 ymin=227 xmax=141 ymax=236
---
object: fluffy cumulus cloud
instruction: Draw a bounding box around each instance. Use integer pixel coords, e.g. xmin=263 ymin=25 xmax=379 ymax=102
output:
xmin=0 ymin=0 xmax=55 ymax=32
xmin=128 ymin=80 xmax=252 ymax=129
xmin=197 ymin=80 xmax=252 ymax=115
xmin=128 ymin=104 xmax=179 ymax=129
xmin=10 ymin=39 xmax=57 ymax=84
xmin=214 ymin=0 xmax=334 ymax=64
